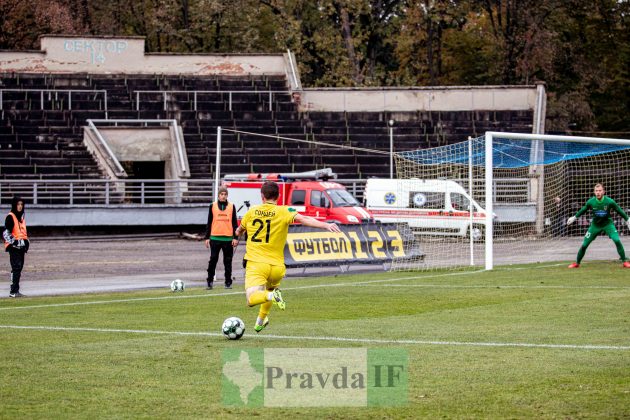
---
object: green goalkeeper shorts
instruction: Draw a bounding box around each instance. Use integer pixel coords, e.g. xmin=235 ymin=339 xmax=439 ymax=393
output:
xmin=581 ymin=221 xmax=620 ymax=246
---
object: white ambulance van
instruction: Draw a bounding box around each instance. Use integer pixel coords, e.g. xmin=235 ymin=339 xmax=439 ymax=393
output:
xmin=365 ymin=178 xmax=489 ymax=240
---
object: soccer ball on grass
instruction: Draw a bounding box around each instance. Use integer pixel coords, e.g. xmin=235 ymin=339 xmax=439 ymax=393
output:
xmin=222 ymin=317 xmax=245 ymax=340
xmin=170 ymin=279 xmax=185 ymax=292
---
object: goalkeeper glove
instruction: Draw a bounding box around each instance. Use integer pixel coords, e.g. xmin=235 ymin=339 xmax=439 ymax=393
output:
xmin=567 ymin=216 xmax=576 ymax=225
xmin=627 ymin=219 xmax=630 ymax=230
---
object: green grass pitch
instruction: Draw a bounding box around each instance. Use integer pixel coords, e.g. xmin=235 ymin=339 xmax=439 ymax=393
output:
xmin=0 ymin=262 xmax=628 ymax=418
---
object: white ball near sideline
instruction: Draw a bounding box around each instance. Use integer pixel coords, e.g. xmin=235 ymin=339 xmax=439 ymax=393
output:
xmin=170 ymin=279 xmax=185 ymax=292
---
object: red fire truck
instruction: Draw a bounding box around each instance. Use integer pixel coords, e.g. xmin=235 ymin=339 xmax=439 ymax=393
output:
xmin=223 ymin=168 xmax=373 ymax=224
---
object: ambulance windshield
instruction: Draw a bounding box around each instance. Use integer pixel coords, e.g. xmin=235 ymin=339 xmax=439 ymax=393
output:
xmin=327 ymin=189 xmax=360 ymax=207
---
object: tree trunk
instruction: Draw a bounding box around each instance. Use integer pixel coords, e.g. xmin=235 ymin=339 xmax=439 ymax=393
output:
xmin=338 ymin=5 xmax=363 ymax=85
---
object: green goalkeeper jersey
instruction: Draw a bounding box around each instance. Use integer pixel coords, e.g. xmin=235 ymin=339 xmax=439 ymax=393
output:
xmin=574 ymin=196 xmax=629 ymax=228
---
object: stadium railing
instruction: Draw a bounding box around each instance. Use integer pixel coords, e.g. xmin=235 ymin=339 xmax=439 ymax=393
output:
xmin=0 ymin=89 xmax=108 ymax=113
xmin=133 ymin=90 xmax=287 ymax=112
xmin=0 ymin=178 xmax=368 ymax=206
xmin=0 ymin=178 xmax=529 ymax=207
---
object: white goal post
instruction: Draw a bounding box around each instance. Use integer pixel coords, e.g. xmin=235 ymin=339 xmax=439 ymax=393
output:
xmin=484 ymin=132 xmax=630 ymax=270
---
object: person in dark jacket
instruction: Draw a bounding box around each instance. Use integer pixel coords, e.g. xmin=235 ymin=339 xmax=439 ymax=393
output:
xmin=204 ymin=187 xmax=238 ymax=289
xmin=3 ymin=196 xmax=30 ymax=297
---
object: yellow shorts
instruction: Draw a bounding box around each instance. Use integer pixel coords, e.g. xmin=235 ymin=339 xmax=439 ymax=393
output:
xmin=245 ymin=261 xmax=286 ymax=290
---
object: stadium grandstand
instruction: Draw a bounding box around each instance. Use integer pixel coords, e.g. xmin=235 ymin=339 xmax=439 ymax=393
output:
xmin=0 ymin=35 xmax=545 ymax=227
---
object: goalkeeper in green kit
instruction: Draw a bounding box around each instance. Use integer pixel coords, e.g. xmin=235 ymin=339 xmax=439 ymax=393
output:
xmin=566 ymin=183 xmax=630 ymax=268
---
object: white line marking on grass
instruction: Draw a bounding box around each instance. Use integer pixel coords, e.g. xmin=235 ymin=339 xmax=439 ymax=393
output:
xmin=0 ymin=324 xmax=628 ymax=351
xmin=0 ymin=270 xmax=486 ymax=311
xmin=494 ymin=263 xmax=567 ymax=270
xmin=362 ymin=284 xmax=630 ymax=289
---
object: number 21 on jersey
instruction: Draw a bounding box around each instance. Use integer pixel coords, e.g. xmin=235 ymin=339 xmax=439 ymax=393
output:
xmin=251 ymin=218 xmax=271 ymax=243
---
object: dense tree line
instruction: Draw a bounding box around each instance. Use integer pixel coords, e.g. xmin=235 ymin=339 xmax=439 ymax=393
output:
xmin=1 ymin=0 xmax=628 ymax=134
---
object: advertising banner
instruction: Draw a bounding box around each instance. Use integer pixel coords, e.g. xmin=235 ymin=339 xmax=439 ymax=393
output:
xmin=284 ymin=222 xmax=423 ymax=267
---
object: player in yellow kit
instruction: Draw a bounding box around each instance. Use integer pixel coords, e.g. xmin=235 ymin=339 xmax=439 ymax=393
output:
xmin=234 ymin=181 xmax=341 ymax=332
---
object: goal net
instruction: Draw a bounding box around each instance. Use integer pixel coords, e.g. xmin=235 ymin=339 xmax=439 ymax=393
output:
xmin=389 ymin=132 xmax=630 ymax=270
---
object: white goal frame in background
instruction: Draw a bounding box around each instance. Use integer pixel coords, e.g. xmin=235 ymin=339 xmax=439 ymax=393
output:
xmin=484 ymin=132 xmax=630 ymax=270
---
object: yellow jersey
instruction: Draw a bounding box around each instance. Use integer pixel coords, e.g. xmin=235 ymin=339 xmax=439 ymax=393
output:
xmin=240 ymin=203 xmax=297 ymax=266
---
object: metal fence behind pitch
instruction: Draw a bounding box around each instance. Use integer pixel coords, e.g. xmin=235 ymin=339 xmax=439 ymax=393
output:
xmin=0 ymin=179 xmax=368 ymax=206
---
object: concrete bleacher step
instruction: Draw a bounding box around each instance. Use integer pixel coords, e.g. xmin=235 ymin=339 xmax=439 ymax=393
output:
xmin=320 ymin=155 xmax=357 ymax=165
xmin=35 ymin=164 xmax=74 ymax=173
xmin=184 ymin=141 xmax=205 ymax=151
xmin=28 ymin=149 xmax=62 ymax=158
xmin=30 ymin=157 xmax=71 ymax=166
xmin=138 ymin=101 xmax=166 ymax=111
xmin=280 ymin=140 xmax=309 ymax=150
xmin=107 ymin=100 xmax=133 ymax=109
xmin=307 ymin=112 xmax=347 ymax=121
xmin=183 ymin=126 xmax=200 ymax=135
xmin=308 ymin=121 xmax=348 ymax=131
xmin=188 ymin=162 xmax=212 ymax=173
xmin=317 ymin=164 xmax=359 ymax=179
xmin=0 ymin=148 xmax=25 ymax=157
xmin=276 ymin=125 xmax=304 ymax=135
xmin=267 ymin=80 xmax=288 ymax=91
xmin=1 ymin=164 xmax=35 ymax=175
xmin=0 ymin=156 xmax=30 ymax=166
xmin=357 ymin=168 xmax=390 ymax=179
xmin=47 ymin=126 xmax=77 ymax=135
xmin=70 ymin=110 xmax=108 ymax=121
xmin=235 ymin=139 xmax=280 ymax=149
xmin=195 ymin=110 xmax=232 ymax=121
xmin=215 ymin=163 xmax=250 ymax=175
xmin=290 ymin=163 xmax=317 ymax=172
xmin=247 ymin=148 xmax=287 ymax=156
xmin=311 ymin=126 xmax=348 ymax=136
xmin=187 ymin=155 xmax=210 ymax=165
xmin=237 ymin=120 xmax=277 ymax=131
xmin=195 ymin=101 xmax=227 ymax=112
xmin=11 ymin=125 xmax=42 ymax=135
xmin=20 ymin=141 xmax=58 ymax=150
xmin=2 ymin=173 xmax=40 ymax=180
xmin=5 ymin=110 xmax=44 ymax=120
xmin=230 ymin=102 xmax=269 ymax=112
xmin=275 ymin=111 xmax=300 ymax=120
xmin=394 ymin=126 xmax=424 ymax=135
xmin=106 ymin=110 xmax=139 ymax=119
xmin=275 ymin=103 xmax=296 ymax=114
xmin=274 ymin=93 xmax=293 ymax=102
xmin=347 ymin=126 xmax=389 ymax=135
xmin=276 ymin=128 xmax=306 ymax=136
xmin=356 ymin=154 xmax=389 ymax=165
xmin=219 ymin=155 xmax=249 ymax=165
xmin=347 ymin=120 xmax=388 ymax=129
xmin=249 ymin=154 xmax=290 ymax=165
xmin=184 ymin=79 xmax=219 ymax=90
xmin=197 ymin=121 xmax=235 ymax=130
xmin=312 ymin=133 xmax=347 ymax=143
xmin=231 ymin=110 xmax=274 ymax=120
xmin=250 ymin=163 xmax=292 ymax=173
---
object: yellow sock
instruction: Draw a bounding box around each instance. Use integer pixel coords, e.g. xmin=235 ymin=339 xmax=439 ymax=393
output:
xmin=258 ymin=301 xmax=272 ymax=322
xmin=247 ymin=290 xmax=269 ymax=306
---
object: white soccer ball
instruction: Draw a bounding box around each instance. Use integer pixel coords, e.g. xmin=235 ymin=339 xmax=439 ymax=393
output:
xmin=222 ymin=317 xmax=245 ymax=340
xmin=170 ymin=279 xmax=185 ymax=292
